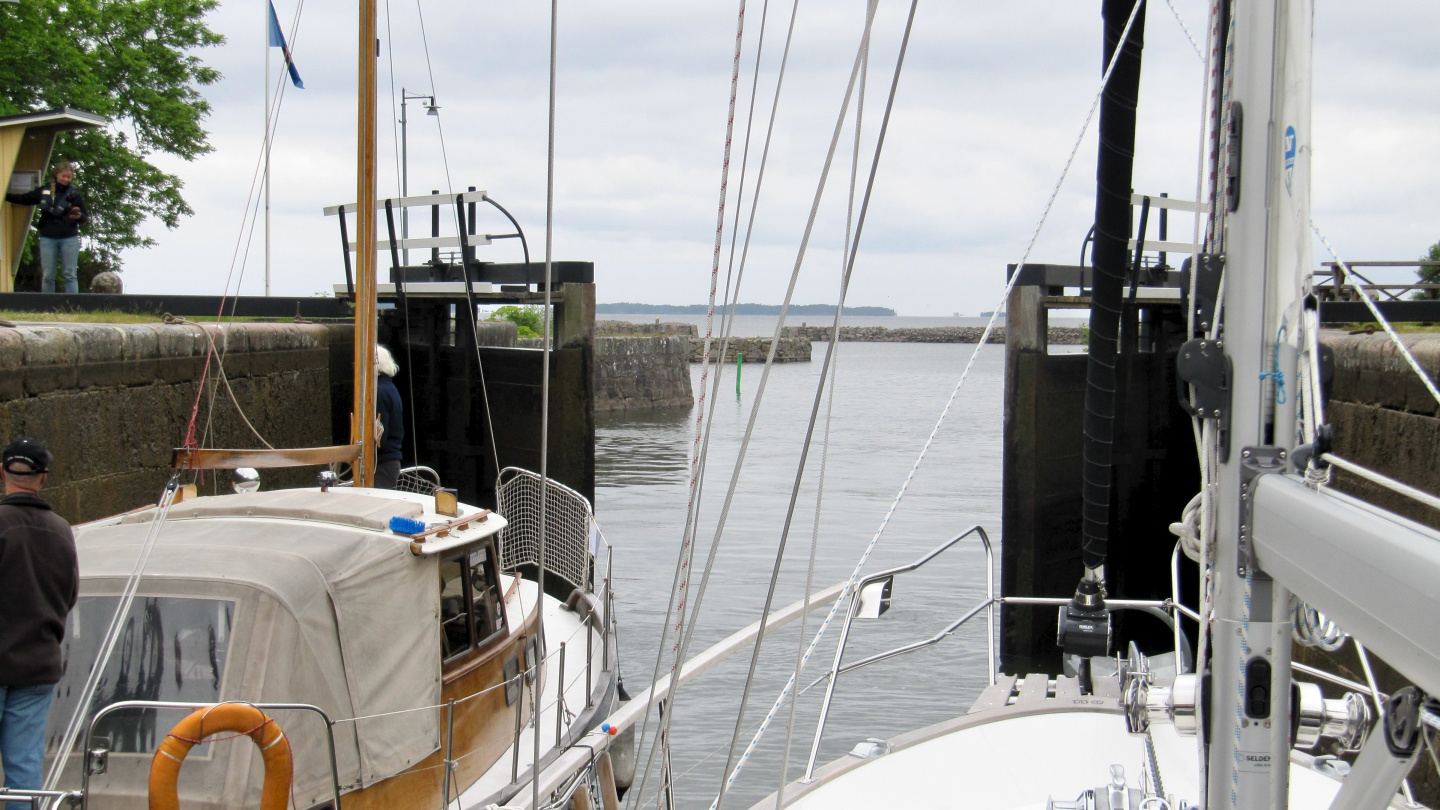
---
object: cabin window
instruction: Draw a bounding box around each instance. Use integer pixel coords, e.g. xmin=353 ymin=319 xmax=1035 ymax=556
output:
xmin=47 ymin=596 xmax=234 ymax=755
xmin=469 ymin=543 xmax=505 ymax=644
xmin=440 ymin=555 xmax=473 ymax=660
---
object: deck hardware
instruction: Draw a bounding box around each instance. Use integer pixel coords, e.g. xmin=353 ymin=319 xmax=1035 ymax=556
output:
xmin=1177 ymin=337 xmax=1232 ymax=461
xmin=855 ymin=577 xmax=893 ymax=619
xmin=233 ymin=468 xmax=260 ymax=494
xmin=845 ymin=738 xmax=891 ymax=760
xmin=1293 ymin=682 xmax=1370 ymax=751
xmin=1384 ymin=687 xmax=1424 ymax=758
xmin=1237 ymin=446 xmax=1286 ymax=577
xmin=1179 ymin=253 xmax=1225 ymax=336
xmin=1226 ymin=102 xmax=1243 ymax=212
xmin=85 ymin=740 xmax=109 ymax=776
xmin=1058 ymin=575 xmax=1111 ymax=659
xmin=434 ymin=487 xmax=459 ymax=517
xmin=316 ymin=470 xmax=339 ymax=491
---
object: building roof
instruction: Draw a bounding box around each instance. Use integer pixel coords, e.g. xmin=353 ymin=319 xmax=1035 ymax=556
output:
xmin=0 ymin=106 xmax=107 ymax=130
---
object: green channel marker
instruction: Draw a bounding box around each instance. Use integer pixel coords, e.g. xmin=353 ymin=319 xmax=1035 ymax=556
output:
xmin=736 ymin=352 xmax=744 ymax=397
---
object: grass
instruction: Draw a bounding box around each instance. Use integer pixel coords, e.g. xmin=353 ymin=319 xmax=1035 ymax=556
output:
xmin=0 ymin=309 xmax=164 ymax=324
xmin=0 ymin=310 xmax=319 ymax=325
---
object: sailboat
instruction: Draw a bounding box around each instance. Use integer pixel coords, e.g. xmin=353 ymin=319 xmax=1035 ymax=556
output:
xmin=512 ymin=0 xmax=1440 ymax=808
xmin=23 ymin=1 xmax=628 ymax=809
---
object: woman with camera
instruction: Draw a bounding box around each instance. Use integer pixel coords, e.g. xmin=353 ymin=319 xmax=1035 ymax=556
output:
xmin=4 ymin=162 xmax=88 ymax=293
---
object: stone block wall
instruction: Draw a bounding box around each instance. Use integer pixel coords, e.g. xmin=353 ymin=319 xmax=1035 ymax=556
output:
xmin=0 ymin=321 xmax=339 ymax=524
xmin=594 ymin=335 xmax=693 ymax=412
xmin=689 ymin=336 xmax=811 ymax=363
xmin=1320 ymin=331 xmax=1440 ymax=529
xmin=596 ymin=320 xmax=698 ymax=337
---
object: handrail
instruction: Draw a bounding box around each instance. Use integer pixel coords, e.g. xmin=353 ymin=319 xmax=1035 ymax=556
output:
xmin=82 ymin=701 xmax=342 ymax=810
xmin=802 ymin=525 xmax=993 ymax=783
xmin=0 ymin=788 xmax=79 ymax=810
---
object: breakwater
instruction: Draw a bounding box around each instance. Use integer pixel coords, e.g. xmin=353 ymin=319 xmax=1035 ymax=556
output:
xmin=593 ymin=335 xmax=694 ymax=412
xmin=782 ymin=324 xmax=1087 ymax=344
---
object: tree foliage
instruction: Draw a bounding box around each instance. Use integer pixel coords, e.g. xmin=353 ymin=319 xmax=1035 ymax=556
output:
xmin=1418 ymin=239 xmax=1440 ymax=300
xmin=0 ymin=0 xmax=223 ymax=275
xmin=488 ymin=305 xmax=543 ymax=338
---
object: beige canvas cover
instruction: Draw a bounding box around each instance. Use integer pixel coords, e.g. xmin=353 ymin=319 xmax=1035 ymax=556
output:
xmin=67 ymin=489 xmax=443 ymax=806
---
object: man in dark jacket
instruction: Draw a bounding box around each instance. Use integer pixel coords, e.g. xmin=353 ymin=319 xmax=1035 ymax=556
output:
xmin=0 ymin=438 xmax=78 ymax=805
xmin=375 ymin=345 xmax=405 ymax=489
xmin=3 ymin=162 xmax=88 ymax=293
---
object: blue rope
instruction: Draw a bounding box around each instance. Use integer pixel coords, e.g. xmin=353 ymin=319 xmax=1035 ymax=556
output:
xmin=1258 ymin=324 xmax=1287 ymax=404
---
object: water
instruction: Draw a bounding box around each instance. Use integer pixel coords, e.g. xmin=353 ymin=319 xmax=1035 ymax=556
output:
xmin=598 ymin=313 xmax=1089 ymax=338
xmin=596 ymin=341 xmax=1007 ymax=808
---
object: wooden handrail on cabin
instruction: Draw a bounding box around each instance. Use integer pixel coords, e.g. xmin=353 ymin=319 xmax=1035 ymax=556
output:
xmin=171 ymin=445 xmax=362 ymax=470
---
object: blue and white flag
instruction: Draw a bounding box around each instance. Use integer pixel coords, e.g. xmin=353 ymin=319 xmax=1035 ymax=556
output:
xmin=267 ymin=0 xmax=305 ymax=89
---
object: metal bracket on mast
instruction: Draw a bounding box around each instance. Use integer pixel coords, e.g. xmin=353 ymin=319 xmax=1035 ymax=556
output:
xmin=1237 ymin=446 xmax=1286 ymax=578
xmin=1177 ymin=338 xmax=1232 ymax=461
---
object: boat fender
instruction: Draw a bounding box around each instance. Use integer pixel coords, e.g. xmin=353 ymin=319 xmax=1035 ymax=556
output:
xmin=149 ymin=704 xmax=293 ymax=810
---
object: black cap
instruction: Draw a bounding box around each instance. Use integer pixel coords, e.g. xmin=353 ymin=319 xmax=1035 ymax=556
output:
xmin=3 ymin=437 xmax=53 ymax=476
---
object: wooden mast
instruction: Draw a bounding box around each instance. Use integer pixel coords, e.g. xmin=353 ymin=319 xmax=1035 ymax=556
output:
xmin=351 ymin=0 xmax=379 ymax=486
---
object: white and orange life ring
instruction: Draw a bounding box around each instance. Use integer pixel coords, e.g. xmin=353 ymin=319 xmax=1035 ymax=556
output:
xmin=149 ymin=703 xmax=293 ymax=810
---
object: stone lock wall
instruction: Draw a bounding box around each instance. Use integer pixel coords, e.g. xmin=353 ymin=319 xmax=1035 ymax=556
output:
xmin=593 ymin=335 xmax=694 ymax=412
xmin=0 ymin=321 xmax=340 ymax=524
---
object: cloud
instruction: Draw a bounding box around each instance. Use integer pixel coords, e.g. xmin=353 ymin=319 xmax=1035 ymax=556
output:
xmin=117 ymin=0 xmax=1440 ymax=313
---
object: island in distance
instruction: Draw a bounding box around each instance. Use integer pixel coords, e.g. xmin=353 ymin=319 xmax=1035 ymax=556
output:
xmin=596 ymin=303 xmax=897 ymax=316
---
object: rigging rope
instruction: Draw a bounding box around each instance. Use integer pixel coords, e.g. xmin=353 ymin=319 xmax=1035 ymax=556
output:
xmin=628 ymin=1 xmax=756 ymax=805
xmin=710 ymin=3 xmax=1149 ymax=802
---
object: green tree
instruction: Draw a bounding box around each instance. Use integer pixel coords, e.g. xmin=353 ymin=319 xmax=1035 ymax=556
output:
xmin=488 ymin=305 xmax=543 ymax=338
xmin=0 ymin=0 xmax=222 ymax=285
xmin=1417 ymin=239 xmax=1440 ymax=300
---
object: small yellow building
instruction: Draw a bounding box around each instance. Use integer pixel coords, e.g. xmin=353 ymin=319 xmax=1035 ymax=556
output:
xmin=1 ymin=107 xmax=108 ymax=292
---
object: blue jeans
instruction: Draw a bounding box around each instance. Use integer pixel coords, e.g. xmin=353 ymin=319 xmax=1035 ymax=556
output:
xmin=37 ymin=236 xmax=80 ymax=294
xmin=0 ymin=684 xmax=54 ymax=810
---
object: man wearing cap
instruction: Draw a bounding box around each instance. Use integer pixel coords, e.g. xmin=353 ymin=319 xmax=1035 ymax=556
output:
xmin=0 ymin=438 xmax=77 ymax=805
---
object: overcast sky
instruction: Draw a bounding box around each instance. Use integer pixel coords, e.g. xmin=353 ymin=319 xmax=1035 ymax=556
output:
xmin=112 ymin=0 xmax=1440 ymax=316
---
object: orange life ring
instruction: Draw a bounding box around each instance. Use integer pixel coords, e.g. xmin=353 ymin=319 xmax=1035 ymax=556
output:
xmin=149 ymin=703 xmax=293 ymax=810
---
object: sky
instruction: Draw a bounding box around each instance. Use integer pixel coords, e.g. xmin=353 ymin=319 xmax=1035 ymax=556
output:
xmin=112 ymin=0 xmax=1440 ymax=316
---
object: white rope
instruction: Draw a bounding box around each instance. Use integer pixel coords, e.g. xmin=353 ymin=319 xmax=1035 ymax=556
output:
xmin=44 ymin=477 xmax=182 ymax=791
xmin=1311 ymin=222 xmax=1440 ymax=411
xmin=1163 ymin=0 xmax=1204 ymax=60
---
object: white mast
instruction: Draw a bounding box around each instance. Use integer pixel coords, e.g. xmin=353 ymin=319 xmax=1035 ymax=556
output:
xmin=264 ymin=2 xmax=271 ymax=298
xmin=1204 ymin=0 xmax=1311 ymax=805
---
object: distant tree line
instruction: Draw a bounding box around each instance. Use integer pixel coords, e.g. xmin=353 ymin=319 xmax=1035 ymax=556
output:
xmin=597 ymin=303 xmax=896 ymax=316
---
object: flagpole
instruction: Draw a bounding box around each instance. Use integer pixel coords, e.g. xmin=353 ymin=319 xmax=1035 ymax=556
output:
xmin=264 ymin=0 xmax=272 ymax=297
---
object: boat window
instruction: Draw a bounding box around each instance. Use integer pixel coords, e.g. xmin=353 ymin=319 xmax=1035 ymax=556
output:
xmin=440 ymin=555 xmax=473 ymax=660
xmin=469 ymin=542 xmax=505 ymax=644
xmin=46 ymin=596 xmax=234 ymax=755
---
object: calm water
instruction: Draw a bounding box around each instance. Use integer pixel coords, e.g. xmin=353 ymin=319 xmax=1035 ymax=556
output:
xmin=597 ymin=342 xmax=1007 ymax=808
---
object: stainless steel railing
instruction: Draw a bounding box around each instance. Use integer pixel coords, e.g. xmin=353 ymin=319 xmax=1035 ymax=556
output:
xmin=800 ymin=528 xmax=1203 ymax=783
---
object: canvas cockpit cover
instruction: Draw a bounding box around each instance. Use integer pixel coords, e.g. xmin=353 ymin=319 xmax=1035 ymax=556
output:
xmin=66 ymin=490 xmax=442 ymax=806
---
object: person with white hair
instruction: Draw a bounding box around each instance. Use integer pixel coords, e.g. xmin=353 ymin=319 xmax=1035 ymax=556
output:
xmin=374 ymin=346 xmax=405 ymax=489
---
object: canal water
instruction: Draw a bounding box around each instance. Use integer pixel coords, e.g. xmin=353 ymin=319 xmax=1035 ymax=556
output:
xmin=596 ymin=340 xmax=1010 ymax=808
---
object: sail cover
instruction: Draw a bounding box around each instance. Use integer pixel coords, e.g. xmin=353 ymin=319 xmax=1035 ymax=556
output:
xmin=57 ymin=490 xmax=442 ymax=807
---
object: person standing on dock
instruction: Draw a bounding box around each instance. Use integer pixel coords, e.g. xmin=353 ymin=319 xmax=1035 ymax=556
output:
xmin=0 ymin=438 xmax=77 ymax=809
xmin=3 ymin=163 xmax=89 ymax=294
xmin=375 ymin=346 xmax=405 ymax=489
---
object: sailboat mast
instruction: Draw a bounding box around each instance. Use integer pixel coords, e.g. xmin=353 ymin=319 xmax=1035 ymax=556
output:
xmin=351 ymin=0 xmax=379 ymax=486
xmin=1204 ymin=0 xmax=1310 ymax=805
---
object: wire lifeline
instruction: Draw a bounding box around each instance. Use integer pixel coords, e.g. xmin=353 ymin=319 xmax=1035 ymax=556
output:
xmin=715 ymin=3 xmax=1151 ymax=800
xmin=45 ymin=475 xmax=184 ymax=791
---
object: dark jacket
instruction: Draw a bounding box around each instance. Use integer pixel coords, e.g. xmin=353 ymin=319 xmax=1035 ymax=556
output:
xmin=5 ymin=182 xmax=88 ymax=240
xmin=0 ymin=492 xmax=78 ymax=687
xmin=377 ymin=374 xmax=405 ymax=463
